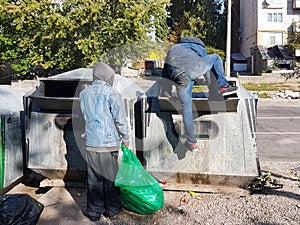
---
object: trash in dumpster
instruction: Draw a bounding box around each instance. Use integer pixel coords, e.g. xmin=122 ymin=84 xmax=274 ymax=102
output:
xmin=0 ymin=194 xmax=44 ymax=225
xmin=115 ymin=145 xmax=164 ymax=214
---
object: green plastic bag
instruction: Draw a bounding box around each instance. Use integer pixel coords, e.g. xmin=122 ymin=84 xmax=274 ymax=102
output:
xmin=115 ymin=145 xmax=164 ymax=214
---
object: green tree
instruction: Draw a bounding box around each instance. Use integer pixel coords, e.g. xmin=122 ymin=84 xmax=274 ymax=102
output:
xmin=0 ymin=0 xmax=169 ymax=76
xmin=287 ymin=33 xmax=300 ymax=54
xmin=167 ymin=0 xmax=225 ymax=50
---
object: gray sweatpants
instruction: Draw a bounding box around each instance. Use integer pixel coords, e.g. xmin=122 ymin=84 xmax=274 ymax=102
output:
xmin=86 ymin=150 xmax=123 ymax=218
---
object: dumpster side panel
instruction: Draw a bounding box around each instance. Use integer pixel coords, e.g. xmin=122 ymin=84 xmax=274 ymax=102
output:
xmin=4 ymin=114 xmax=23 ymax=187
xmin=0 ymin=114 xmax=23 ymax=189
xmin=27 ymin=112 xmax=86 ymax=180
xmin=0 ymin=116 xmax=4 ymax=188
xmin=242 ymin=99 xmax=260 ymax=174
xmin=144 ymin=113 xmax=258 ymax=173
xmin=142 ymin=96 xmax=260 ymax=187
xmin=28 ymin=113 xmax=67 ymax=171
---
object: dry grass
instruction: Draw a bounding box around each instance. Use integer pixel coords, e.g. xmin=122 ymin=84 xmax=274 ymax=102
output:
xmin=242 ymin=82 xmax=300 ymax=92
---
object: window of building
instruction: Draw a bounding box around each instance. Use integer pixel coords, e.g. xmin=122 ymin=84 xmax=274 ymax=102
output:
xmin=268 ymin=13 xmax=272 ymax=22
xmin=274 ymin=13 xmax=278 ymax=22
xmin=267 ymin=13 xmax=282 ymax=22
xmin=270 ymin=36 xmax=276 ymax=45
xmin=278 ymin=13 xmax=282 ymax=22
xmin=263 ymin=0 xmax=284 ymax=8
xmin=262 ymin=32 xmax=283 ymax=46
xmin=293 ymin=0 xmax=300 ymax=9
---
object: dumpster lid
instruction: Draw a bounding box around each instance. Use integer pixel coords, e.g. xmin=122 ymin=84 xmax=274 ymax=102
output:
xmin=48 ymin=68 xmax=145 ymax=100
xmin=158 ymin=97 xmax=240 ymax=113
xmin=28 ymin=68 xmax=145 ymax=112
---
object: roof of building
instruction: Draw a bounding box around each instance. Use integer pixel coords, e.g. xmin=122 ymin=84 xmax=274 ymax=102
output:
xmin=256 ymin=45 xmax=294 ymax=61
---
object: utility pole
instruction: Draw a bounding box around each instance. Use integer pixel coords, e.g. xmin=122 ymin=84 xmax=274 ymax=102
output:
xmin=226 ymin=0 xmax=232 ymax=77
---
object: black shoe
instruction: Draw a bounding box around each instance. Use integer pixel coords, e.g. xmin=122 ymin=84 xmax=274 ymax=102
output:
xmin=88 ymin=216 xmax=100 ymax=221
xmin=219 ymin=85 xmax=238 ymax=96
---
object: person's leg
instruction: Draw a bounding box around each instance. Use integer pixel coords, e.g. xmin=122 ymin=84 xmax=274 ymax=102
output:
xmin=175 ymin=75 xmax=197 ymax=145
xmin=202 ymin=54 xmax=228 ymax=87
xmin=202 ymin=71 xmax=223 ymax=100
xmin=201 ymin=54 xmax=238 ymax=96
xmin=99 ymin=151 xmax=123 ymax=218
xmin=86 ymin=151 xmax=105 ymax=221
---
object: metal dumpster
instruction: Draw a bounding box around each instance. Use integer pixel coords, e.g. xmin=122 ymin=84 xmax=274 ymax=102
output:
xmin=24 ymin=68 xmax=143 ymax=181
xmin=0 ymin=87 xmax=24 ymax=191
xmin=24 ymin=68 xmax=260 ymax=188
xmin=136 ymin=78 xmax=260 ymax=188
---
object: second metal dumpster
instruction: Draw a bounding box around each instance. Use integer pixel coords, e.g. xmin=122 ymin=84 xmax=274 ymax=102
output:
xmin=135 ymin=78 xmax=260 ymax=188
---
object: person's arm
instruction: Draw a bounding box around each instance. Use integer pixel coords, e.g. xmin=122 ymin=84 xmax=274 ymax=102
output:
xmin=109 ymin=91 xmax=130 ymax=147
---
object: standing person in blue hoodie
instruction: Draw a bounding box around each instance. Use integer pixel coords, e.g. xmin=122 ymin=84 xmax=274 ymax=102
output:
xmin=80 ymin=62 xmax=129 ymax=222
xmin=162 ymin=36 xmax=238 ymax=151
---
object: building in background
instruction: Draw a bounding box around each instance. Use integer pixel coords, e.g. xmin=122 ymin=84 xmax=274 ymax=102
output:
xmin=235 ymin=0 xmax=300 ymax=74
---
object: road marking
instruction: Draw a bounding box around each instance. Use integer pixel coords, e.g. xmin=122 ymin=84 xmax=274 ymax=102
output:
xmin=256 ymin=132 xmax=300 ymax=135
xmin=257 ymin=117 xmax=300 ymax=119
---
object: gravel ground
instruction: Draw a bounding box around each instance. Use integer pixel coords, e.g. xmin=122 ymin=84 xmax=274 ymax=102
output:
xmin=82 ymin=161 xmax=300 ymax=225
xmin=6 ymin=161 xmax=300 ymax=225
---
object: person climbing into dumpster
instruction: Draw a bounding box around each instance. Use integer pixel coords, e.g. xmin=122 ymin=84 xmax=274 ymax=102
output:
xmin=79 ymin=62 xmax=129 ymax=222
xmin=161 ymin=36 xmax=238 ymax=151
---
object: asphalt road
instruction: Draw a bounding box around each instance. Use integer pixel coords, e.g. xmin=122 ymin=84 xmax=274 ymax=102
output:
xmin=256 ymin=99 xmax=300 ymax=162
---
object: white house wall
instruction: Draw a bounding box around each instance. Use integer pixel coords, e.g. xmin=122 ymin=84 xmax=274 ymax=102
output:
xmin=240 ymin=0 xmax=300 ymax=59
xmin=258 ymin=0 xmax=285 ymax=47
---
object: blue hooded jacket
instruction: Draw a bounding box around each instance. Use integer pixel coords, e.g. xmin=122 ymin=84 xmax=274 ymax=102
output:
xmin=80 ymin=63 xmax=129 ymax=148
xmin=162 ymin=36 xmax=208 ymax=81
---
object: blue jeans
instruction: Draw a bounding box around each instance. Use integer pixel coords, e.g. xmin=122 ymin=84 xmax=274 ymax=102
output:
xmin=190 ymin=53 xmax=228 ymax=88
xmin=175 ymin=75 xmax=197 ymax=144
xmin=205 ymin=54 xmax=228 ymax=87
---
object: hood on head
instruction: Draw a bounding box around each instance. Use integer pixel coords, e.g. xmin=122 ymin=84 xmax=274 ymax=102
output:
xmin=179 ymin=36 xmax=205 ymax=48
xmin=93 ymin=62 xmax=115 ymax=86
